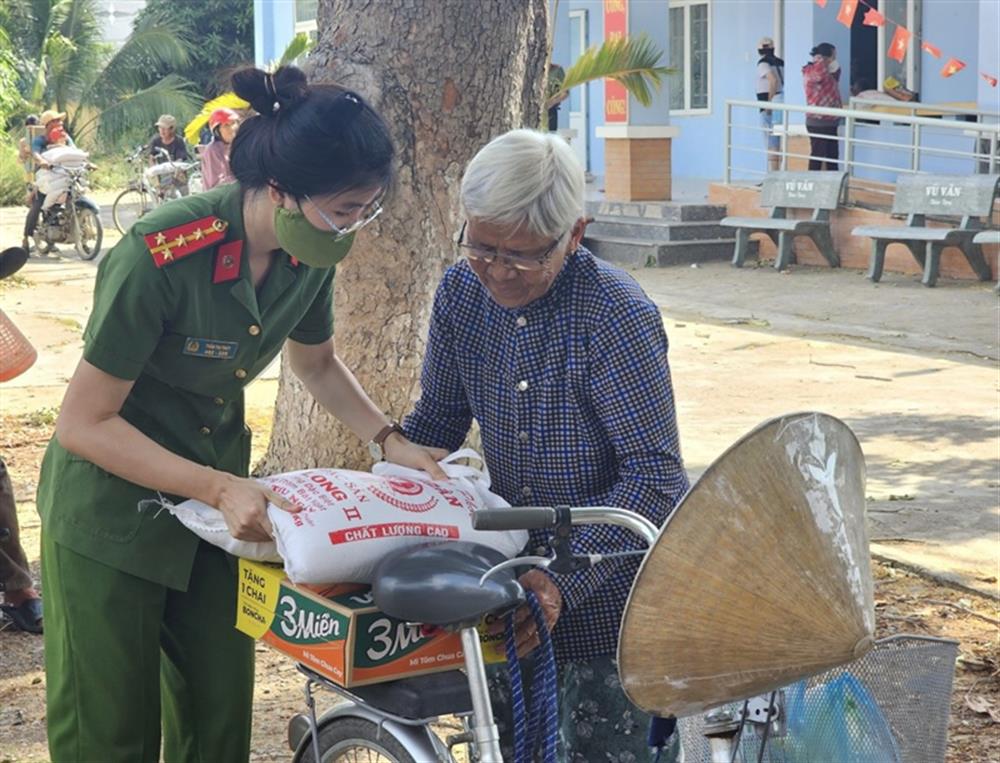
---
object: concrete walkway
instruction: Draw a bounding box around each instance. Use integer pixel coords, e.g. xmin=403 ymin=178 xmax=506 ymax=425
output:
xmin=629 ymin=260 xmax=998 ymax=598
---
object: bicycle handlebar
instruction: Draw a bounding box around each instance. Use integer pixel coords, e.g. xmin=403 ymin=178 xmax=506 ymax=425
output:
xmin=473 ymin=507 xmax=561 ymax=531
xmin=473 ymin=507 xmax=558 ymax=531
xmin=472 ymin=507 xmax=659 ymax=546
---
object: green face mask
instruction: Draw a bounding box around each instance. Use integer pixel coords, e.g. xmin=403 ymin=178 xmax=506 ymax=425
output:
xmin=273 ymin=206 xmax=355 ymax=268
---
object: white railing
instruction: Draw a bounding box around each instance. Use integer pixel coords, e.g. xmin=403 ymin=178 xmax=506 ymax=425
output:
xmin=724 ymin=99 xmax=1000 ymax=199
xmin=847 ymin=97 xmax=1000 ymax=121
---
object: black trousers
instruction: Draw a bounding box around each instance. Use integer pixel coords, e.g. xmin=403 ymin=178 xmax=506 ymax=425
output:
xmin=23 ymin=190 xmax=46 ymax=238
xmin=0 ymin=457 xmax=33 ymax=593
xmin=807 ymin=123 xmax=839 ymax=171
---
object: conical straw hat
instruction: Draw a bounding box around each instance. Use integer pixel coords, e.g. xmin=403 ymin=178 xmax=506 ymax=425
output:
xmin=0 ymin=309 xmax=37 ymax=382
xmin=618 ymin=412 xmax=874 ymax=718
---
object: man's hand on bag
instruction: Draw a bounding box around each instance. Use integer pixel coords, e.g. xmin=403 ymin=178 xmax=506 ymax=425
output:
xmin=214 ymin=474 xmax=299 ymax=542
xmin=488 ymin=569 xmax=563 ymax=658
xmin=382 ymin=433 xmax=449 ymax=480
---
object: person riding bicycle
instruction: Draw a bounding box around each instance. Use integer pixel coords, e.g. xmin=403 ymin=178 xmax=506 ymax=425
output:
xmin=146 ymin=114 xmax=192 ymax=196
xmin=37 ymin=65 xmax=446 ymax=763
xmin=402 ymin=128 xmax=690 ymax=761
xmin=200 ymin=108 xmax=240 ymax=190
xmin=22 ymin=110 xmax=75 ymax=251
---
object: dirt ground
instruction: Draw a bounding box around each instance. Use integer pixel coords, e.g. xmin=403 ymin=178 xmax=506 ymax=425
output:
xmin=0 ymin=207 xmax=997 ymax=761
xmin=1 ymin=406 xmax=996 ymax=762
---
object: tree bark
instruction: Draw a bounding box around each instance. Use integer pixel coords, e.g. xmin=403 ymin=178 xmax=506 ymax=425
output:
xmin=257 ymin=0 xmax=548 ymax=475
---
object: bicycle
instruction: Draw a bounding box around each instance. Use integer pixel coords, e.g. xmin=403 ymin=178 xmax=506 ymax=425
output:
xmin=111 ymin=146 xmax=200 ymax=234
xmin=281 ymin=412 xmax=958 ymax=763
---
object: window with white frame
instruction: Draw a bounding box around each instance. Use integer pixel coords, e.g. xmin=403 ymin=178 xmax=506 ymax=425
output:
xmin=668 ymin=0 xmax=710 ymax=114
xmin=295 ymin=0 xmax=319 ymax=41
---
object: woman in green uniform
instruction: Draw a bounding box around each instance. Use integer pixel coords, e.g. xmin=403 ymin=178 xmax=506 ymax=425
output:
xmin=37 ymin=65 xmax=447 ymax=762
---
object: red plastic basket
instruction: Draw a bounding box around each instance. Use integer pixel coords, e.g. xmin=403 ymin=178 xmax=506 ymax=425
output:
xmin=0 ymin=309 xmax=37 ymax=382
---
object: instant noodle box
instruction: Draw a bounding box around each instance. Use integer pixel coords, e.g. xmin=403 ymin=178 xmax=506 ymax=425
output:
xmin=236 ymin=559 xmax=505 ymax=687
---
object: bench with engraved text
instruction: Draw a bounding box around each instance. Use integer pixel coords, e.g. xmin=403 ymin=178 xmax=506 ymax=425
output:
xmin=972 ymin=229 xmax=1000 ymax=292
xmin=853 ymin=174 xmax=999 ymax=288
xmin=722 ymin=171 xmax=848 ymax=272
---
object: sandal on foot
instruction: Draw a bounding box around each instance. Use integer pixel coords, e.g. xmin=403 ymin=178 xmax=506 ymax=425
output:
xmin=1 ymin=598 xmax=43 ymax=634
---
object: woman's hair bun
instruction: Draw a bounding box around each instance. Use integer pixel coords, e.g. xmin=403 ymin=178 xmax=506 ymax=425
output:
xmin=231 ymin=66 xmax=309 ymax=117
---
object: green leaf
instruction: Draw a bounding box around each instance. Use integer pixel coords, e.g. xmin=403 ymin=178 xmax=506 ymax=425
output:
xmin=278 ymin=32 xmax=313 ymax=67
xmin=78 ymin=74 xmax=202 ymax=145
xmin=548 ymin=34 xmax=673 ymax=111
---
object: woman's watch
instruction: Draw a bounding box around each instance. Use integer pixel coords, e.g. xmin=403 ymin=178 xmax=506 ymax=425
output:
xmin=367 ymin=421 xmax=405 ymax=461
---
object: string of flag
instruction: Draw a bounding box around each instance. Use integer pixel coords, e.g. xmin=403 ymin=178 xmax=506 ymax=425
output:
xmin=815 ymin=0 xmax=997 ymax=87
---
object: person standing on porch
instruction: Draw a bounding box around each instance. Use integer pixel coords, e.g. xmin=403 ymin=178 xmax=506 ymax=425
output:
xmin=755 ymin=37 xmax=784 ymax=173
xmin=803 ymin=42 xmax=843 ymax=171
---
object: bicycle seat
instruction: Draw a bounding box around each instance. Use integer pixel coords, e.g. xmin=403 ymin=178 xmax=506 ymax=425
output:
xmin=372 ymin=541 xmax=524 ymax=628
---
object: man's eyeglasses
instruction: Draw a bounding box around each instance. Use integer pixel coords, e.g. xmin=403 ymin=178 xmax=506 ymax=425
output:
xmin=456 ymin=221 xmax=562 ymax=272
xmin=304 ymin=193 xmax=384 ymax=241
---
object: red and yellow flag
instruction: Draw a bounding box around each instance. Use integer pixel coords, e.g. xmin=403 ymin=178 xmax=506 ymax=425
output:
xmin=888 ymin=26 xmax=911 ymax=62
xmin=981 ymin=72 xmax=999 ymax=88
xmin=862 ymin=8 xmax=885 ymax=26
xmin=921 ymin=41 xmax=942 ymax=58
xmin=940 ymin=58 xmax=965 ymax=78
xmin=836 ymin=0 xmax=858 ymax=27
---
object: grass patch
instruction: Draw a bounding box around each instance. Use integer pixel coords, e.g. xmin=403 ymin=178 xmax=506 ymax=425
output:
xmin=21 ymin=407 xmax=59 ymax=427
xmin=51 ymin=316 xmax=83 ymax=332
xmin=88 ymin=150 xmax=137 ymax=192
xmin=0 ymin=134 xmax=27 ymax=206
xmin=0 ymin=274 xmax=30 ymax=293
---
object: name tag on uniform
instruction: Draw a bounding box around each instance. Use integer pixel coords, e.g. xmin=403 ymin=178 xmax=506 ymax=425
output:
xmin=182 ymin=337 xmax=239 ymax=360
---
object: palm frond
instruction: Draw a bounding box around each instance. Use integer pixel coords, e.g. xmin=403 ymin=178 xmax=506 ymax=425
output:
xmin=95 ymin=23 xmax=192 ymax=100
xmin=551 ymin=35 xmax=672 ymax=109
xmin=56 ymin=0 xmax=106 ymax=108
xmin=75 ymin=74 xmax=202 ymax=145
xmin=277 ymin=32 xmax=313 ymax=67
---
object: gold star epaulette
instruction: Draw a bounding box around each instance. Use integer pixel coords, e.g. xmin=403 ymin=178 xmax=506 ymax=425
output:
xmin=143 ymin=216 xmax=229 ymax=268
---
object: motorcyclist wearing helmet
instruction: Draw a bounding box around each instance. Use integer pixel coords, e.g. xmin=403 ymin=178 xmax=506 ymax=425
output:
xmin=200 ymin=108 xmax=240 ymax=190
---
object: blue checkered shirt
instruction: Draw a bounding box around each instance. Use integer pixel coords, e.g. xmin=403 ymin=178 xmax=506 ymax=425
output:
xmin=403 ymin=247 xmax=689 ymax=663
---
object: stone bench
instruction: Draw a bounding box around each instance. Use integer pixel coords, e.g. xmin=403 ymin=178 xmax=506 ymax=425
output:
xmin=722 ymin=171 xmax=848 ymax=272
xmin=853 ymin=174 xmax=999 ymax=288
xmin=972 ymin=229 xmax=1000 ymax=292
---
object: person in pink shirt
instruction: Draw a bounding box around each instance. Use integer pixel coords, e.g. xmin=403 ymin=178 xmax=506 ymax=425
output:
xmin=802 ymin=42 xmax=843 ymax=171
xmin=200 ymin=108 xmax=240 ymax=189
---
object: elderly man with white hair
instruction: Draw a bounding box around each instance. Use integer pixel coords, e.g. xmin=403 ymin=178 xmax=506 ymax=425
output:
xmin=402 ymin=129 xmax=689 ymax=761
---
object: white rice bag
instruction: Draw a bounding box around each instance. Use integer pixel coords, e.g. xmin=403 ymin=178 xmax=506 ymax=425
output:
xmin=164 ymin=450 xmax=528 ymax=584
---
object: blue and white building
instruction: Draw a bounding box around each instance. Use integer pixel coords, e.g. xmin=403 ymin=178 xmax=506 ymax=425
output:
xmin=254 ymin=0 xmax=999 ymax=187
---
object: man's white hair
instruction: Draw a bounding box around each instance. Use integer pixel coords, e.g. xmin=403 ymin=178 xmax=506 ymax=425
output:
xmin=460 ymin=128 xmax=584 ymax=239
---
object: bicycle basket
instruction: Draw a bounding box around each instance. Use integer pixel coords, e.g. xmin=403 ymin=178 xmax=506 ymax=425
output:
xmin=677 ymin=635 xmax=958 ymax=763
xmin=144 ymin=163 xmax=186 ymax=188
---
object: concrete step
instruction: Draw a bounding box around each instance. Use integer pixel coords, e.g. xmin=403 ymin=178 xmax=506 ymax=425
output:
xmin=586 ymin=199 xmax=728 ymax=222
xmin=586 ymin=235 xmax=756 ymax=268
xmin=586 ymin=217 xmax=732 ymax=242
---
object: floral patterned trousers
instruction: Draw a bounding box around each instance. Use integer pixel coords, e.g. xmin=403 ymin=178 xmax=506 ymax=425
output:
xmin=486 ymin=654 xmax=681 ymax=762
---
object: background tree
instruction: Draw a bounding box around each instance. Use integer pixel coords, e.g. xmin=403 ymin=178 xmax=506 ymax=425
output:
xmin=2 ymin=0 xmax=201 ymax=146
xmin=134 ymin=0 xmax=255 ymax=98
xmin=257 ymin=0 xmax=548 ymax=474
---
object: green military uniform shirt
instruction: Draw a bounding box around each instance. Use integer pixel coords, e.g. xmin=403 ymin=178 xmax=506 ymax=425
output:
xmin=37 ymin=183 xmax=352 ymax=590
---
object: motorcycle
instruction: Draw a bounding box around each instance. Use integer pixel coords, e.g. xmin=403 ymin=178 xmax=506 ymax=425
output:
xmin=32 ymin=147 xmax=103 ymax=261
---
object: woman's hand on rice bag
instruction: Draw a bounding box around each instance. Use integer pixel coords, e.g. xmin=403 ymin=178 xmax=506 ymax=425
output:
xmin=214 ymin=474 xmax=300 ymax=542
xmin=382 ymin=434 xmax=450 ymax=480
xmin=489 ymin=569 xmax=563 ymax=658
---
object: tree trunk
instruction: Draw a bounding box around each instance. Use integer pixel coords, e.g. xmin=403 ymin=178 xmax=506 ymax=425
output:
xmin=256 ymin=0 xmax=548 ymax=475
